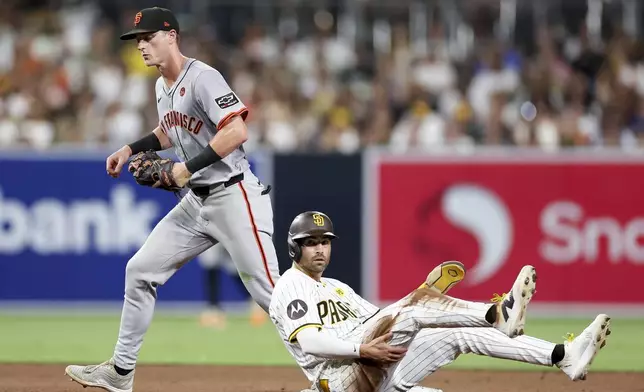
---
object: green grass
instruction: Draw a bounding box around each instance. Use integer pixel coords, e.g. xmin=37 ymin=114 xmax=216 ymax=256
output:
xmin=0 ymin=313 xmax=641 ymax=372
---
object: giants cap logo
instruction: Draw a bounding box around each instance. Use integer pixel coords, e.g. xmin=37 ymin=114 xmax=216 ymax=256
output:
xmin=134 ymin=12 xmax=142 ymax=26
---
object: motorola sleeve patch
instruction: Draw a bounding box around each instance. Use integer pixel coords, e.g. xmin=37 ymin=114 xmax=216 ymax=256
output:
xmin=286 ymin=299 xmax=308 ymax=320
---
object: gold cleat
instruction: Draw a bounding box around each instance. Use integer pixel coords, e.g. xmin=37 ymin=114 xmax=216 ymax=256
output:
xmin=420 ymin=261 xmax=466 ymax=294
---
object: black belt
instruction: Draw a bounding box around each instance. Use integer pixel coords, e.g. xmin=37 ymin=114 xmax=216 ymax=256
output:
xmin=192 ymin=173 xmax=244 ymax=197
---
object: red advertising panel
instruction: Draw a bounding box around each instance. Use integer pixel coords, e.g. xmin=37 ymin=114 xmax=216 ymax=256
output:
xmin=372 ymin=157 xmax=644 ymax=304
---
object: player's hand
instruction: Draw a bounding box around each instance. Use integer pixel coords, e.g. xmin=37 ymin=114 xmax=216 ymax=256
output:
xmin=170 ymin=162 xmax=192 ymax=187
xmin=106 ymin=146 xmax=133 ymax=178
xmin=359 ymin=332 xmax=407 ymax=364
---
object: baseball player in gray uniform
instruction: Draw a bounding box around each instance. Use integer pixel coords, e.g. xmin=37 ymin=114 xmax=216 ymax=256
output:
xmin=65 ymin=7 xmax=280 ymax=392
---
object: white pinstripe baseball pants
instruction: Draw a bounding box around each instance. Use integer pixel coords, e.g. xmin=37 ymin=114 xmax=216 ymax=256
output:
xmin=316 ymin=294 xmax=554 ymax=392
xmin=378 ymin=329 xmax=554 ymax=392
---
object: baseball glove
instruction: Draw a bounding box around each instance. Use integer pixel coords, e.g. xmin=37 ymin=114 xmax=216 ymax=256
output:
xmin=128 ymin=150 xmax=183 ymax=192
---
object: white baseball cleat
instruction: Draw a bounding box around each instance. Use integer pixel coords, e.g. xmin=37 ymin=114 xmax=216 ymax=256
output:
xmin=557 ymin=314 xmax=611 ymax=381
xmin=422 ymin=260 xmax=466 ymax=295
xmin=492 ymin=265 xmax=537 ymax=338
xmin=65 ymin=358 xmax=134 ymax=392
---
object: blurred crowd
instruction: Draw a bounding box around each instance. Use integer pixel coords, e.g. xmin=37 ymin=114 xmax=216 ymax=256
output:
xmin=1 ymin=1 xmax=644 ymax=152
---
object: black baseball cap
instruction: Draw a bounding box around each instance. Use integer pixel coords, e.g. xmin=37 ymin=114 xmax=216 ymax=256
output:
xmin=120 ymin=7 xmax=180 ymax=40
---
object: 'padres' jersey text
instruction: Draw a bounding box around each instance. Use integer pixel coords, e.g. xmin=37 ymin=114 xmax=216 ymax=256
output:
xmin=155 ymin=58 xmax=250 ymax=187
xmin=317 ymin=299 xmax=358 ymax=325
xmin=269 ymin=268 xmax=379 ymax=382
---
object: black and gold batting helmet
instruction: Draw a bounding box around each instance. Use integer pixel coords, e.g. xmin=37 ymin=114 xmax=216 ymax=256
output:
xmin=288 ymin=211 xmax=338 ymax=262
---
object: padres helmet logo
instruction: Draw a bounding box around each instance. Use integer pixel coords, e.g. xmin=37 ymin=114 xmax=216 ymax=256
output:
xmin=134 ymin=12 xmax=142 ymax=26
xmin=312 ymin=213 xmax=325 ymax=227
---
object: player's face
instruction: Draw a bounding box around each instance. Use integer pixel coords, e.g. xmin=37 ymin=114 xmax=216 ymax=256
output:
xmin=299 ymin=236 xmax=332 ymax=273
xmin=136 ymin=31 xmax=173 ymax=66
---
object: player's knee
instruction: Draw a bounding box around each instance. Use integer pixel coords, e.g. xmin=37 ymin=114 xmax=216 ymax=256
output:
xmin=125 ymin=254 xmax=147 ymax=278
xmin=451 ymin=329 xmax=472 ymax=354
xmin=396 ymin=307 xmax=419 ymax=327
xmin=124 ymin=254 xmax=156 ymax=296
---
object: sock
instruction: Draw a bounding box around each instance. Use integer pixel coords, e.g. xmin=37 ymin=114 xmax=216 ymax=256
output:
xmin=114 ymin=365 xmax=133 ymax=376
xmin=485 ymin=304 xmax=497 ymax=324
xmin=551 ymin=344 xmax=565 ymax=364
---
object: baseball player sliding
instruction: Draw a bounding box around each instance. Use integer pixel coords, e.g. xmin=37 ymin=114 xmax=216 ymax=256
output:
xmin=270 ymin=211 xmax=612 ymax=392
xmin=65 ymin=7 xmax=280 ymax=392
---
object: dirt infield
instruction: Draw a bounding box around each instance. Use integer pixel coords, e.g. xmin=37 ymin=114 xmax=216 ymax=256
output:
xmin=0 ymin=364 xmax=642 ymax=392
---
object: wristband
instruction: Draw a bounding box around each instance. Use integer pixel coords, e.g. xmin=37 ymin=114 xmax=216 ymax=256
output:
xmin=127 ymin=133 xmax=162 ymax=154
xmin=185 ymin=145 xmax=222 ymax=174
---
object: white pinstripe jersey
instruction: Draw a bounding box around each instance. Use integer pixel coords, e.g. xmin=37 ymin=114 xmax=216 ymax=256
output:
xmin=269 ymin=267 xmax=379 ymax=382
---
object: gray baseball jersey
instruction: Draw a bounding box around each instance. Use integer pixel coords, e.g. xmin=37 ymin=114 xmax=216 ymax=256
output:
xmin=155 ymin=58 xmax=249 ymax=187
xmin=111 ymin=57 xmax=280 ymax=370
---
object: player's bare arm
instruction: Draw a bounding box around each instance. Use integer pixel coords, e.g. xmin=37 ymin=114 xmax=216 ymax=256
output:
xmin=172 ymin=115 xmax=248 ymax=186
xmin=153 ymin=127 xmax=172 ymax=149
xmin=106 ymin=126 xmax=170 ymax=178
xmin=209 ymin=116 xmax=249 ymax=157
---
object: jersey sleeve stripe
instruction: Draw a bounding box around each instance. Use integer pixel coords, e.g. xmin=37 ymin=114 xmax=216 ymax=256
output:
xmin=217 ymin=108 xmax=249 ymax=130
xmin=287 ymin=323 xmax=322 ymax=343
xmin=238 ymin=182 xmax=275 ymax=287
